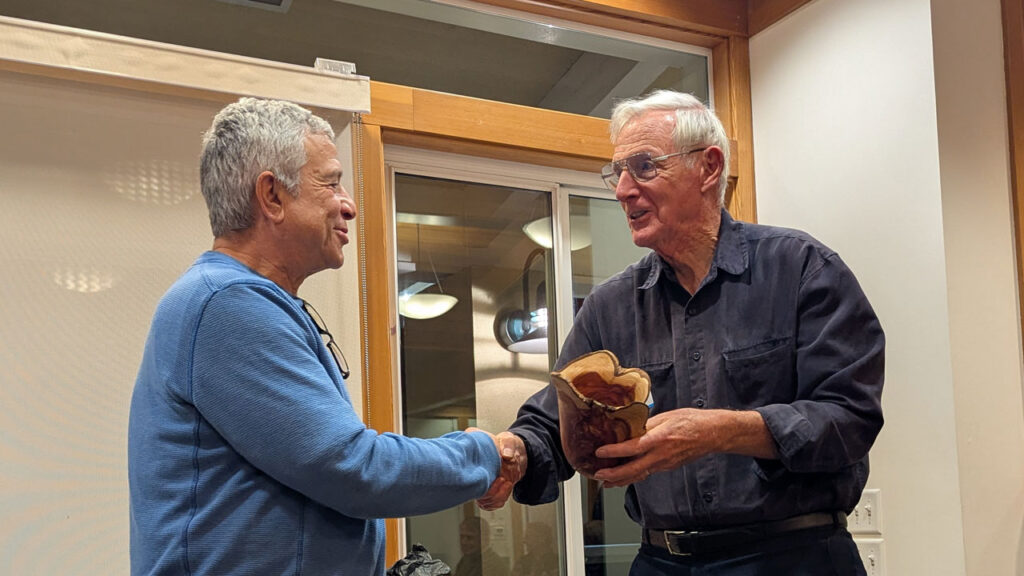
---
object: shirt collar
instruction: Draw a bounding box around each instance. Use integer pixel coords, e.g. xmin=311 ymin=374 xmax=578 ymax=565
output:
xmin=639 ymin=209 xmax=749 ymax=290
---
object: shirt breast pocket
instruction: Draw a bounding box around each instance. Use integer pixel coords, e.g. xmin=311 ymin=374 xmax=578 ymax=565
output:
xmin=722 ymin=338 xmax=795 ymax=409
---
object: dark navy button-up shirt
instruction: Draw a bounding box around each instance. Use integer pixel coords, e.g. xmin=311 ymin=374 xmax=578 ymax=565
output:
xmin=509 ymin=210 xmax=885 ymax=530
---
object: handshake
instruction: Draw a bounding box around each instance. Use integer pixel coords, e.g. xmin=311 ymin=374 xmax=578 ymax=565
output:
xmin=466 ymin=429 xmax=528 ymax=511
xmin=463 ymin=351 xmax=653 ymax=510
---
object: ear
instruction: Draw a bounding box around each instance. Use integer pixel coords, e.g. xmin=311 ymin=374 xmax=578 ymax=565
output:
xmin=253 ymin=171 xmax=285 ymax=224
xmin=699 ymin=146 xmax=725 ymax=195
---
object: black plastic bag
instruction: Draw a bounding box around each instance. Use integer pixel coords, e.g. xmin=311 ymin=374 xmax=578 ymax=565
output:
xmin=386 ymin=543 xmax=451 ymax=576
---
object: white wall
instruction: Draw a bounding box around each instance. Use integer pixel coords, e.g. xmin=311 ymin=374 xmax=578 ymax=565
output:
xmin=748 ymin=0 xmax=1022 ymax=573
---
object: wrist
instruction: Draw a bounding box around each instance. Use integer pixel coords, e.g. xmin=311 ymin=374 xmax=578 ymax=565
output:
xmin=713 ymin=409 xmax=776 ymax=458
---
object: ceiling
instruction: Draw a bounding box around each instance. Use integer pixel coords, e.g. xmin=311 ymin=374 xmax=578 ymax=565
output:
xmin=0 ymin=0 xmax=709 ymax=118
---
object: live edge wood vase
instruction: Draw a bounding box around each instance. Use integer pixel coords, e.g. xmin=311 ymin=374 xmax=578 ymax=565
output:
xmin=551 ymin=350 xmax=650 ymax=478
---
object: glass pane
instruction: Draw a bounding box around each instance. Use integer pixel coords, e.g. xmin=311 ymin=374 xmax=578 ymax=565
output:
xmin=396 ymin=173 xmax=564 ymax=576
xmin=568 ymin=196 xmax=649 ymax=576
xmin=0 ymin=0 xmax=710 ymax=118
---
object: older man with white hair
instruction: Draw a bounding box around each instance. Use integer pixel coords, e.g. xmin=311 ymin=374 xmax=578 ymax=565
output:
xmin=481 ymin=90 xmax=885 ymax=575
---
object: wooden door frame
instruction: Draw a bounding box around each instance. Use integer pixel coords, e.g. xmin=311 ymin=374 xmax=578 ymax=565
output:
xmin=352 ymin=2 xmax=765 ymax=565
xmin=351 ymin=0 xmax=1021 ymax=567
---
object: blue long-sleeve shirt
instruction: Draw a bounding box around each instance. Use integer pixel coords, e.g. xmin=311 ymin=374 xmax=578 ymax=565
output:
xmin=509 ymin=210 xmax=884 ymax=529
xmin=128 ymin=251 xmax=499 ymax=575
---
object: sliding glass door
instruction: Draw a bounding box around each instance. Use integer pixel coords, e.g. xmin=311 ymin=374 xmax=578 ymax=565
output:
xmin=389 ymin=150 xmax=645 ymax=576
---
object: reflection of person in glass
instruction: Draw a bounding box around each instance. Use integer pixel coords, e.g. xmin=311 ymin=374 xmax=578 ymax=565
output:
xmin=128 ymin=97 xmax=509 ymax=576
xmin=478 ymin=90 xmax=884 ymax=575
xmin=455 ymin=517 xmax=510 ymax=576
xmin=518 ymin=522 xmax=558 ymax=576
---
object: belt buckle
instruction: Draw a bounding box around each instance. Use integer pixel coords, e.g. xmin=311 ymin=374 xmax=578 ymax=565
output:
xmin=663 ymin=530 xmax=697 ymax=556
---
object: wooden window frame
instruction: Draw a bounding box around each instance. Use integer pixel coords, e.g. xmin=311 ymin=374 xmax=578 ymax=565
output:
xmin=350 ymin=0 xmax=804 ymax=564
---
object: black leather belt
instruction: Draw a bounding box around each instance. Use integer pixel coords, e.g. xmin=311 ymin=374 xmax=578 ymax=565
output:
xmin=642 ymin=511 xmax=846 ymax=557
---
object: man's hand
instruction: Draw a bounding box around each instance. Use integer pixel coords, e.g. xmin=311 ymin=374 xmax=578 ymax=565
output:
xmin=591 ymin=408 xmax=776 ymax=487
xmin=474 ymin=431 xmax=527 ymax=511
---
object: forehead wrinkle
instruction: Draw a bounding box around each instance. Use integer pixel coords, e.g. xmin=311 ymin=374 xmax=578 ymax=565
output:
xmin=613 ymin=114 xmax=675 ymax=161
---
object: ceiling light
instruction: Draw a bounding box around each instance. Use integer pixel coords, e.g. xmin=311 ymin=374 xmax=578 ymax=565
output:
xmin=397 ymin=225 xmax=458 ymax=320
xmin=399 ymin=293 xmax=458 ymax=320
xmin=522 ymin=215 xmax=591 ymax=250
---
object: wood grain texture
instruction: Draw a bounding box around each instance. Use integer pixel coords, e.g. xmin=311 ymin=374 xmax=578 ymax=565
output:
xmin=712 ymin=37 xmax=757 ymax=222
xmin=352 ymin=122 xmax=401 ymax=567
xmin=1002 ymin=0 xmax=1024 ymax=342
xmin=728 ymin=36 xmax=757 ymax=223
xmin=383 ymin=130 xmax=608 ymax=172
xmin=748 ymin=0 xmax=817 ymax=36
xmin=365 ymin=81 xmax=614 ymax=159
xmin=362 ymin=82 xmax=415 ymax=131
xmin=712 ymin=39 xmax=735 ymax=136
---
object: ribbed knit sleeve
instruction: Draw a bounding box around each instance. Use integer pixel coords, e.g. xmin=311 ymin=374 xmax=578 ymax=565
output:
xmin=190 ymin=282 xmax=499 ymax=518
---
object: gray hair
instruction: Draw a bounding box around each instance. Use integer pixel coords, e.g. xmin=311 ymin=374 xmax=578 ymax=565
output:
xmin=200 ymin=97 xmax=335 ymax=236
xmin=609 ymin=90 xmax=730 ymax=204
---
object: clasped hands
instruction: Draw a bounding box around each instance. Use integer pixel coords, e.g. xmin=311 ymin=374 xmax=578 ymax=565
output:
xmin=467 ymin=429 xmax=527 ymax=511
xmin=469 ymin=408 xmax=748 ymax=509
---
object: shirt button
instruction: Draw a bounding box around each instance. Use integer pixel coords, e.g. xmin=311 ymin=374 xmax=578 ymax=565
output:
xmin=691 ymin=351 xmax=702 ymax=361
xmin=695 ymin=398 xmax=705 ymax=408
xmin=703 ymin=493 xmax=714 ymax=503
xmin=687 ymin=307 xmax=697 ymax=316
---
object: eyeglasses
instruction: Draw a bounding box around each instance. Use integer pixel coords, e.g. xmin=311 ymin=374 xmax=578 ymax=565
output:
xmin=600 ymin=147 xmax=708 ymax=190
xmin=301 ymin=299 xmax=351 ymax=380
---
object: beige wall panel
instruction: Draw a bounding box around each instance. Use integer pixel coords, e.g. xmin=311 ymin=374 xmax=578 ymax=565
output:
xmin=0 ymin=68 xmax=360 ymax=574
xmin=932 ymin=0 xmax=1024 ymax=574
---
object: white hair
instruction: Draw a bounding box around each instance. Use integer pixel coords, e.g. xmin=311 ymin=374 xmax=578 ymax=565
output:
xmin=199 ymin=97 xmax=334 ymax=236
xmin=609 ymin=90 xmax=730 ymax=203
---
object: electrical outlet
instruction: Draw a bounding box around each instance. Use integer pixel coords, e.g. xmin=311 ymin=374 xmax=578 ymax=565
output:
xmin=849 ymin=488 xmax=881 ymax=534
xmin=855 ymin=538 xmax=885 ymax=576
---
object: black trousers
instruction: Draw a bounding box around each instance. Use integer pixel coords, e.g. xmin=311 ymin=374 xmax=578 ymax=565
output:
xmin=628 ymin=527 xmax=866 ymax=576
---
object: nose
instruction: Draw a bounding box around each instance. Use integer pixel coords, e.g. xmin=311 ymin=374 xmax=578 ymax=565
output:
xmin=614 ymin=171 xmax=639 ymax=203
xmin=338 ymin=185 xmax=358 ymax=220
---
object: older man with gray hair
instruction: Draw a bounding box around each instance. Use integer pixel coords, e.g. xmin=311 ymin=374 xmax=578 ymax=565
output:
xmin=481 ymin=90 xmax=885 ymax=575
xmin=129 ymin=97 xmax=506 ymax=576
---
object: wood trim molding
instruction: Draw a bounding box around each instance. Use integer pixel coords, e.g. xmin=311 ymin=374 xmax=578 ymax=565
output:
xmin=363 ymin=81 xmax=614 ymax=160
xmin=713 ymin=37 xmax=757 ymax=222
xmin=1002 ymin=0 xmax=1024 ymax=339
xmin=353 ymin=121 xmax=401 ymax=566
xmin=748 ymin=0 xmax=817 ymax=36
xmin=367 ymin=84 xmax=740 ymax=177
xmin=381 ymin=130 xmax=608 ymax=173
xmin=354 ymin=122 xmax=396 ymax=432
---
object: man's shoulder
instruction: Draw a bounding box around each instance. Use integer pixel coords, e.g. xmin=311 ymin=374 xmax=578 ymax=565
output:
xmin=157 ymin=252 xmax=287 ymax=320
xmin=738 ymin=220 xmax=837 ymax=262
